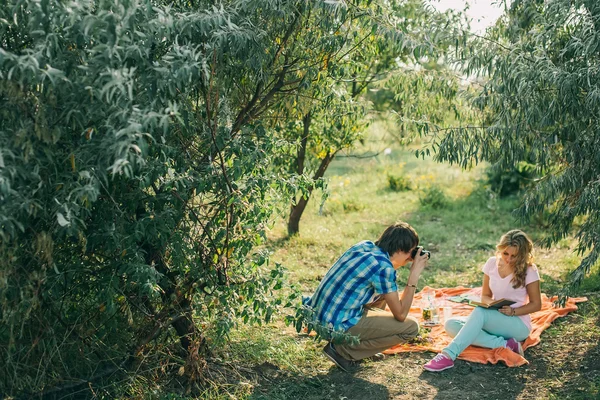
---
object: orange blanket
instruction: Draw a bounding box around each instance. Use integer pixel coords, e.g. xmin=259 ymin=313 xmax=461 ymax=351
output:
xmin=383 ymin=286 xmax=587 ymax=367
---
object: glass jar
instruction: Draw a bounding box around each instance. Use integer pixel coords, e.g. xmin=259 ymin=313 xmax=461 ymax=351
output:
xmin=421 ymin=289 xmax=439 ymax=325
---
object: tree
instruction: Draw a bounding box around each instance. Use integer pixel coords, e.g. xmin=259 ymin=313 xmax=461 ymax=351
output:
xmin=431 ymin=0 xmax=600 ymax=298
xmin=0 ymin=0 xmax=377 ymax=396
xmin=284 ymin=0 xmax=469 ymax=235
xmin=285 ymin=89 xmax=368 ymax=235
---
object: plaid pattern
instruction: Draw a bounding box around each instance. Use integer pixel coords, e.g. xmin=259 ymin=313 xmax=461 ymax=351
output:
xmin=306 ymin=241 xmax=398 ymax=331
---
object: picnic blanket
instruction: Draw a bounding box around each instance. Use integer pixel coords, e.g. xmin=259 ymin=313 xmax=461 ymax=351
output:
xmin=383 ymin=286 xmax=588 ymax=367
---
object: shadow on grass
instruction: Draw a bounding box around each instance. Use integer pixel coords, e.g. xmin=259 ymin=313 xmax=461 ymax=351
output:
xmin=549 ymin=341 xmax=600 ymax=399
xmin=249 ymin=366 xmax=390 ymax=400
xmin=264 ymin=234 xmax=294 ymax=252
xmin=417 ymin=358 xmax=526 ymax=400
xmin=539 ymin=273 xmax=563 ymax=295
xmin=549 ymin=298 xmax=600 ymax=398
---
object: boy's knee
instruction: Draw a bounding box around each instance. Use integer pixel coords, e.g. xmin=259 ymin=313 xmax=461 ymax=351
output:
xmin=403 ymin=317 xmax=419 ymax=337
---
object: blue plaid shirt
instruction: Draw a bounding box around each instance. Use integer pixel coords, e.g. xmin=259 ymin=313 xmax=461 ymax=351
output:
xmin=305 ymin=240 xmax=398 ymax=331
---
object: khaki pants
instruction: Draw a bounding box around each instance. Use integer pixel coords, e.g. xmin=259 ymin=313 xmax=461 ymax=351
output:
xmin=335 ymin=298 xmax=419 ymax=361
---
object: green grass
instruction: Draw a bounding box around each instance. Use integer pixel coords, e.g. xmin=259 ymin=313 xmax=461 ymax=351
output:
xmin=134 ymin=118 xmax=600 ymax=399
xmin=267 ymin=118 xmax=582 ymax=295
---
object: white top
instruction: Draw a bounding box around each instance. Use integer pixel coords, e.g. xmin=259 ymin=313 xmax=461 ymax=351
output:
xmin=482 ymin=256 xmax=540 ymax=330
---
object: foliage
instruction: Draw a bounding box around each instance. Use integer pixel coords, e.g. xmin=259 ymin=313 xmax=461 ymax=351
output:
xmin=486 ymin=162 xmax=537 ymax=197
xmin=429 ymin=0 xmax=600 ymax=298
xmin=341 ymin=199 xmax=364 ymax=213
xmin=284 ymin=302 xmax=360 ymax=346
xmin=0 ymin=0 xmax=375 ymax=396
xmin=419 ymin=185 xmax=449 ymax=209
xmin=282 ymin=0 xmax=469 ymax=235
xmin=388 ymin=173 xmax=413 ymax=191
xmin=385 ymin=67 xmax=464 ymax=140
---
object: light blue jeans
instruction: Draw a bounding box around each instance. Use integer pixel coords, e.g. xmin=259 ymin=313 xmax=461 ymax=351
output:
xmin=442 ymin=307 xmax=530 ymax=360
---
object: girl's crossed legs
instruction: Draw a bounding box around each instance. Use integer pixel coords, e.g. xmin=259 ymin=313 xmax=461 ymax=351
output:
xmin=443 ymin=306 xmax=530 ymax=360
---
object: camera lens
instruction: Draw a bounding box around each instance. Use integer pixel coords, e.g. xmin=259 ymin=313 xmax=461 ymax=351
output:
xmin=411 ymin=248 xmax=431 ymax=259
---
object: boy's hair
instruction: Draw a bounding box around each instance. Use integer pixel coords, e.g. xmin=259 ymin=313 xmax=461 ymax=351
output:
xmin=375 ymin=222 xmax=419 ymax=255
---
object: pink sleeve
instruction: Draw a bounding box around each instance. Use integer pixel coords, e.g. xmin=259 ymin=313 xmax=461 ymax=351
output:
xmin=525 ymin=265 xmax=540 ymax=285
xmin=482 ymin=257 xmax=496 ymax=275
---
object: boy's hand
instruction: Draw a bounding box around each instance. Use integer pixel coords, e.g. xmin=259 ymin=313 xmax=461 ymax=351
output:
xmin=409 ymin=247 xmax=428 ymax=276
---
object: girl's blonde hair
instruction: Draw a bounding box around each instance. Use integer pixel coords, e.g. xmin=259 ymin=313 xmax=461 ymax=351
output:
xmin=496 ymin=229 xmax=534 ymax=288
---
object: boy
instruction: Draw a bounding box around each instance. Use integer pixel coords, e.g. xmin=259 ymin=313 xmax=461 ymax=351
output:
xmin=305 ymin=221 xmax=429 ymax=371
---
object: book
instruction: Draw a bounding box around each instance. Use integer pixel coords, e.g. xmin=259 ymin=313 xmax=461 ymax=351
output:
xmin=469 ymin=298 xmax=516 ymax=309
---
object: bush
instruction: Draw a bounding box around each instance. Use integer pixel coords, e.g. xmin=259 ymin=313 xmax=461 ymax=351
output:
xmin=388 ymin=174 xmax=412 ymax=191
xmin=0 ymin=0 xmax=311 ymax=396
xmin=486 ymin=162 xmax=537 ymax=197
xmin=419 ymin=185 xmax=449 ymax=209
xmin=342 ymin=199 xmax=365 ymax=213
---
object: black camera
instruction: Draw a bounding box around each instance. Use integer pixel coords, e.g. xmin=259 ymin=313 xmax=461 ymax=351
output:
xmin=411 ymin=247 xmax=431 ymax=259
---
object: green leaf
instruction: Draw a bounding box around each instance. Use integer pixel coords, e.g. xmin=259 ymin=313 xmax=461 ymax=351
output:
xmin=56 ymin=212 xmax=70 ymax=227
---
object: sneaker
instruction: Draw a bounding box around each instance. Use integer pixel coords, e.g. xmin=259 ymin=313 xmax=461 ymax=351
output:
xmin=506 ymin=338 xmax=524 ymax=356
xmin=369 ymin=352 xmax=387 ymax=361
xmin=322 ymin=342 xmax=358 ymax=372
xmin=423 ymin=353 xmax=454 ymax=372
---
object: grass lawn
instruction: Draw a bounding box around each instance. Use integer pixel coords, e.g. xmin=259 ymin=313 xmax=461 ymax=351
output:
xmin=200 ymin=118 xmax=600 ymax=400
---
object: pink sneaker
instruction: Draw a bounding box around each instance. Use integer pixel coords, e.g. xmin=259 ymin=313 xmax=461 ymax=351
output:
xmin=506 ymin=338 xmax=524 ymax=356
xmin=424 ymin=353 xmax=454 ymax=372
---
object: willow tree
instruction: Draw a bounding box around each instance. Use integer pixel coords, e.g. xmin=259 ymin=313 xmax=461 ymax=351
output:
xmin=0 ymin=0 xmax=381 ymax=397
xmin=431 ymin=0 xmax=600 ymax=297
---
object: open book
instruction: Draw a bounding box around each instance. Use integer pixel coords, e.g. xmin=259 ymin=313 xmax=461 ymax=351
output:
xmin=469 ymin=298 xmax=516 ymax=309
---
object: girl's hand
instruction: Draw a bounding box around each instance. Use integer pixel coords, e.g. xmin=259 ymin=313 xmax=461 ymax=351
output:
xmin=499 ymin=306 xmax=515 ymax=316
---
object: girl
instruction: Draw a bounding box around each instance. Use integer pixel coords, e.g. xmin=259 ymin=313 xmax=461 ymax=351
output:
xmin=424 ymin=229 xmax=542 ymax=371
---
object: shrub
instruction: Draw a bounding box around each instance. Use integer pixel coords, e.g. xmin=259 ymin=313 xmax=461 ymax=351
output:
xmin=0 ymin=0 xmax=314 ymax=396
xmin=419 ymin=185 xmax=449 ymax=209
xmin=342 ymin=199 xmax=365 ymax=213
xmin=486 ymin=162 xmax=537 ymax=197
xmin=388 ymin=174 xmax=412 ymax=191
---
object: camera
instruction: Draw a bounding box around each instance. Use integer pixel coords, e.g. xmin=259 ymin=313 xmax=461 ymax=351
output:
xmin=411 ymin=247 xmax=431 ymax=259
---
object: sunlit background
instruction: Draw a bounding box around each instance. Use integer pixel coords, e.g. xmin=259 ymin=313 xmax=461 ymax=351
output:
xmin=429 ymin=0 xmax=507 ymax=32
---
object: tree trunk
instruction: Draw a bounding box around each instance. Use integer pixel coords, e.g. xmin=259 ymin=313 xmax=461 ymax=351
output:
xmin=287 ymin=112 xmax=310 ymax=235
xmin=288 ymin=149 xmax=336 ymax=236
xmin=296 ymin=112 xmax=310 ymax=175
xmin=287 ymin=196 xmax=306 ymax=236
xmin=170 ymin=297 xmax=207 ymax=354
xmin=141 ymin=239 xmax=207 ymax=355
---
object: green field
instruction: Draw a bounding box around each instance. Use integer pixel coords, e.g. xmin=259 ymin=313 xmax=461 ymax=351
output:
xmin=202 ymin=118 xmax=600 ymax=400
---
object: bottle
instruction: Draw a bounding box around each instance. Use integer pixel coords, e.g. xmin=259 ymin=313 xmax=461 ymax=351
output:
xmin=421 ymin=288 xmax=438 ymax=325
